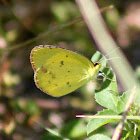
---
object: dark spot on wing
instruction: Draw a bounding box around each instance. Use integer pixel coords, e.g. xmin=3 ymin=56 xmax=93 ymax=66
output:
xmin=60 ymin=61 xmax=64 ymax=67
xmin=68 ymin=71 xmax=70 ymax=73
xmin=49 ymin=71 xmax=52 ymax=75
xmin=48 ymin=71 xmax=55 ymax=78
xmin=40 ymin=66 xmax=47 ymax=73
xmin=66 ymin=55 xmax=68 ymax=57
xmin=61 ymin=61 xmax=64 ymax=65
xmin=48 ymin=81 xmax=51 ymax=84
xmin=52 ymin=74 xmax=56 ymax=79
xmin=66 ymin=82 xmax=71 ymax=87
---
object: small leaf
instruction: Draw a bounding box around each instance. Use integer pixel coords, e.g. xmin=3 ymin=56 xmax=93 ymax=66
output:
xmin=93 ymin=51 xmax=121 ymax=112
xmin=121 ymin=90 xmax=131 ymax=103
xmin=116 ymin=100 xmax=125 ymax=113
xmin=87 ymin=134 xmax=111 ymax=140
xmin=95 ymin=90 xmax=120 ymax=112
xmin=116 ymin=90 xmax=131 ymax=113
xmin=34 ymin=121 xmax=69 ymax=140
xmin=87 ymin=109 xmax=118 ymax=135
xmin=60 ymin=119 xmax=86 ymax=139
xmin=91 ymin=51 xmax=102 ymax=63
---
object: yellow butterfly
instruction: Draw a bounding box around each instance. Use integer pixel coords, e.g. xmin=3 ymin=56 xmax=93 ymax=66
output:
xmin=30 ymin=45 xmax=101 ymax=97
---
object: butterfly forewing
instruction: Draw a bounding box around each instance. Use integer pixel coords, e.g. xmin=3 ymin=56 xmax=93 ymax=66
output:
xmin=30 ymin=45 xmax=100 ymax=97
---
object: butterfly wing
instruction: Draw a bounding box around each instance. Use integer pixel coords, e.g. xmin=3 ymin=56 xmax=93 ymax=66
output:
xmin=30 ymin=45 xmax=100 ymax=97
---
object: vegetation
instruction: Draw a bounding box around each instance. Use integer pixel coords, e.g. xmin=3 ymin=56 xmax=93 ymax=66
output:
xmin=0 ymin=0 xmax=140 ymax=139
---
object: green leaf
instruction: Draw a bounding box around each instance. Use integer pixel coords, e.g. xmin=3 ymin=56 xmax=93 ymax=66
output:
xmin=87 ymin=109 xmax=118 ymax=135
xmin=116 ymin=90 xmax=131 ymax=113
xmin=91 ymin=51 xmax=102 ymax=63
xmin=95 ymin=91 xmax=118 ymax=112
xmin=34 ymin=121 xmax=69 ymax=140
xmin=121 ymin=90 xmax=131 ymax=103
xmin=95 ymin=74 xmax=121 ymax=113
xmin=60 ymin=119 xmax=86 ymax=139
xmin=115 ymin=100 xmax=125 ymax=113
xmin=115 ymin=89 xmax=140 ymax=114
xmin=41 ymin=134 xmax=62 ymax=140
xmin=87 ymin=134 xmax=111 ymax=140
xmin=92 ymin=51 xmax=118 ymax=92
xmin=92 ymin=51 xmax=122 ymax=113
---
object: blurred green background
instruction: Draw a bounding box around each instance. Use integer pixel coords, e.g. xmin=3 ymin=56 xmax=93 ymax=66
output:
xmin=0 ymin=0 xmax=140 ymax=139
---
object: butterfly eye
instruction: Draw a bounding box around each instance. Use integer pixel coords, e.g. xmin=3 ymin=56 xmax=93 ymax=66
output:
xmin=93 ymin=62 xmax=100 ymax=66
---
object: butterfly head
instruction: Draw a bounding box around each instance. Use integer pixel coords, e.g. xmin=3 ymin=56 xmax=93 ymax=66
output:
xmin=93 ymin=62 xmax=101 ymax=70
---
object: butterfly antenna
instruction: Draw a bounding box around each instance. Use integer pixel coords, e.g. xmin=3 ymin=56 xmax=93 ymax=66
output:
xmin=106 ymin=57 xmax=121 ymax=61
xmin=99 ymin=47 xmax=120 ymax=62
xmin=99 ymin=57 xmax=121 ymax=70
xmin=98 ymin=72 xmax=116 ymax=82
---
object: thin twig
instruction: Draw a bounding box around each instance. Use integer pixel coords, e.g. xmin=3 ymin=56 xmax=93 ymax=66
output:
xmin=1 ymin=5 xmax=113 ymax=53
